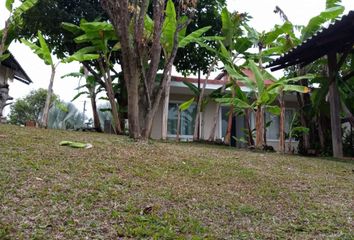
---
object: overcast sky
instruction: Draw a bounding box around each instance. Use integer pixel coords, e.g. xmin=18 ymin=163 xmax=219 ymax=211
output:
xmin=1 ymin=0 xmax=353 ymax=117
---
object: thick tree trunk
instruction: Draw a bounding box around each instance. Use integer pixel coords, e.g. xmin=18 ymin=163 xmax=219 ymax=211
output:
xmin=279 ymin=92 xmax=285 ymax=153
xmin=255 ymin=106 xmax=264 ymax=148
xmin=41 ymin=65 xmax=56 ymax=128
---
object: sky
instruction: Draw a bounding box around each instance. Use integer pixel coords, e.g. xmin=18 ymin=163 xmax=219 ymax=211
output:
xmin=1 ymin=0 xmax=354 ymax=118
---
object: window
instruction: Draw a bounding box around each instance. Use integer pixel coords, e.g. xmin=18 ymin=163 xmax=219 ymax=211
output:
xmin=220 ymin=106 xmax=229 ymax=138
xmin=285 ymin=109 xmax=295 ymax=135
xmin=265 ymin=109 xmax=295 ymax=140
xmin=265 ymin=112 xmax=280 ymax=140
xmin=167 ymin=102 xmax=196 ymax=136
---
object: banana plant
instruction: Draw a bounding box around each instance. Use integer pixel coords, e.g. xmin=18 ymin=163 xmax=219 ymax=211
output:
xmin=153 ymin=0 xmax=224 ymax=140
xmin=219 ymin=60 xmax=313 ymax=150
xmin=62 ymin=20 xmax=123 ymax=134
xmin=61 ymin=68 xmax=103 ymax=132
xmin=1 ymin=0 xmax=38 ymax=61
xmin=21 ymin=31 xmax=59 ymax=128
xmin=267 ymin=76 xmax=313 ymax=153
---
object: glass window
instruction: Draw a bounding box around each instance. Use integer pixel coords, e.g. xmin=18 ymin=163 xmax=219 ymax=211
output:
xmin=167 ymin=102 xmax=196 ymax=136
xmin=265 ymin=112 xmax=280 ymax=140
xmin=221 ymin=106 xmax=229 ymax=138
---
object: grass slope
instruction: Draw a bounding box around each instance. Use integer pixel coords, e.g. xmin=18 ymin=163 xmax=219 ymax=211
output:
xmin=0 ymin=125 xmax=353 ymax=239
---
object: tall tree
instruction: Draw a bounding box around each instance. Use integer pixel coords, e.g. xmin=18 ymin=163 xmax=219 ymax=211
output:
xmin=21 ymin=31 xmax=60 ymax=128
xmin=101 ymin=0 xmax=204 ymax=139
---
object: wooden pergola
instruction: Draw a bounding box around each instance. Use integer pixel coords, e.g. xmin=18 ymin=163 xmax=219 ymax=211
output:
xmin=267 ymin=11 xmax=354 ymax=158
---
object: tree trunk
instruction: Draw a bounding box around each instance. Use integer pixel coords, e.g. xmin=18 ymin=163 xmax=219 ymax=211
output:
xmin=296 ymin=68 xmax=311 ymax=153
xmin=98 ymin=59 xmax=122 ymax=134
xmin=327 ymin=52 xmax=343 ymax=158
xmin=208 ymin=103 xmax=221 ymax=142
xmin=193 ymin=61 xmax=217 ymax=141
xmin=161 ymin=70 xmax=172 ymax=140
xmin=90 ymin=91 xmax=101 ymax=132
xmin=318 ymin=113 xmax=325 ymax=151
xmin=245 ymin=109 xmax=255 ymax=146
xmin=41 ymin=65 xmax=56 ymax=128
xmin=105 ymin=78 xmax=122 ymax=134
xmin=0 ymin=20 xmax=10 ymax=58
xmin=83 ymin=66 xmax=101 ymax=132
xmin=255 ymin=106 xmax=264 ymax=148
xmin=279 ymin=92 xmax=285 ymax=153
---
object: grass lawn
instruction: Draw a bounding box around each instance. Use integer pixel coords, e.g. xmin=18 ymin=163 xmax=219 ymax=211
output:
xmin=0 ymin=125 xmax=353 ymax=239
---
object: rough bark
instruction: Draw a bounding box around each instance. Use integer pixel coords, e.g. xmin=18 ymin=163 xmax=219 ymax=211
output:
xmin=41 ymin=65 xmax=56 ymax=128
xmin=101 ymin=0 xmax=188 ymax=140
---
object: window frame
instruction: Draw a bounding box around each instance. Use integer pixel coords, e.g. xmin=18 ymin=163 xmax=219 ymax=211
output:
xmin=167 ymin=100 xmax=197 ymax=140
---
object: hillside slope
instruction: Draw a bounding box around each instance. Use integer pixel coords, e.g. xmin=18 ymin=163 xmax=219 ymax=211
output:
xmin=0 ymin=125 xmax=353 ymax=239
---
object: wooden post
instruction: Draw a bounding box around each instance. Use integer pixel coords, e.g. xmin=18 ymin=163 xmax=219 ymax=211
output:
xmin=327 ymin=52 xmax=343 ymax=158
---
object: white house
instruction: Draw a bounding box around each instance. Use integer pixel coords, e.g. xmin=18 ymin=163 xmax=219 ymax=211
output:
xmin=150 ymin=70 xmax=299 ymax=151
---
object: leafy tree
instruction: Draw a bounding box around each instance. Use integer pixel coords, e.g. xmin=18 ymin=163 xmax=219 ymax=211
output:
xmin=101 ymin=0 xmax=215 ymax=139
xmin=62 ymin=20 xmax=123 ymax=134
xmin=17 ymin=0 xmax=106 ymax=58
xmin=268 ymin=0 xmax=346 ymax=154
xmin=9 ymin=88 xmax=57 ymax=125
xmin=62 ymin=68 xmax=103 ymax=132
xmin=0 ymin=0 xmax=38 ymax=60
xmin=174 ymin=0 xmax=226 ymax=76
xmin=21 ymin=31 xmax=60 ymax=128
xmin=219 ymin=60 xmax=312 ymax=150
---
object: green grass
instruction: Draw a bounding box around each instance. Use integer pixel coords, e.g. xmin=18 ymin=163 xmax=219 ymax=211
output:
xmin=0 ymin=125 xmax=353 ymax=239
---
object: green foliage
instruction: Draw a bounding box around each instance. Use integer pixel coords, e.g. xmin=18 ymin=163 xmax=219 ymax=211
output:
xmin=175 ymin=0 xmax=226 ymax=75
xmin=161 ymin=0 xmax=177 ymax=56
xmin=179 ymin=98 xmax=195 ymax=111
xmin=8 ymin=89 xmax=57 ymax=125
xmin=62 ymin=21 xmax=118 ymax=63
xmin=5 ymin=0 xmax=15 ymax=11
xmin=301 ymin=6 xmax=344 ymax=40
xmin=21 ymin=31 xmax=53 ymax=66
xmin=16 ymin=0 xmax=106 ymax=58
